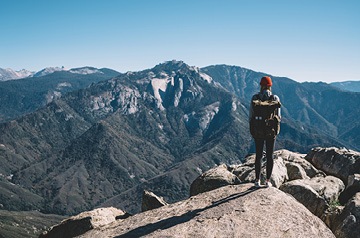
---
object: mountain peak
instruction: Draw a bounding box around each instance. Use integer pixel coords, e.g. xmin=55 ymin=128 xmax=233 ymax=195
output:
xmin=33 ymin=67 xmax=66 ymax=77
xmin=0 ymin=68 xmax=34 ymax=81
xmin=153 ymin=60 xmax=199 ymax=74
xmin=69 ymin=67 xmax=104 ymax=75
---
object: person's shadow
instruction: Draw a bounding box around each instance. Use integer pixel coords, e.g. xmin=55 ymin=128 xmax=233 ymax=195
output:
xmin=116 ymin=186 xmax=260 ymax=238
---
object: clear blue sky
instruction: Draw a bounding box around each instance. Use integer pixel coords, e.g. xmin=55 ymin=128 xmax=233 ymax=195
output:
xmin=1 ymin=0 xmax=359 ymax=82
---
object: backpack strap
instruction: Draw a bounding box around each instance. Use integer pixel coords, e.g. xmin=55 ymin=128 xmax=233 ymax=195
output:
xmin=255 ymin=93 xmax=275 ymax=102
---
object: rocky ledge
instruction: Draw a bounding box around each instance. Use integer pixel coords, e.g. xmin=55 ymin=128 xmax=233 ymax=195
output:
xmin=41 ymin=147 xmax=360 ymax=238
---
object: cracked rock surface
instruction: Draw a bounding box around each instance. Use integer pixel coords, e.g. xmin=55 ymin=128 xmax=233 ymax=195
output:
xmin=79 ymin=184 xmax=335 ymax=238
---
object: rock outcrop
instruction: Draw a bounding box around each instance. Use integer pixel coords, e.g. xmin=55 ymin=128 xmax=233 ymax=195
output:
xmin=279 ymin=176 xmax=345 ymax=217
xmin=285 ymin=162 xmax=309 ymax=180
xmin=305 ymin=147 xmax=360 ymax=184
xmin=39 ymin=207 xmax=127 ymax=238
xmin=339 ymin=173 xmax=360 ymax=204
xmin=191 ymin=147 xmax=359 ymax=237
xmin=43 ymin=147 xmax=360 ymax=238
xmin=141 ymin=190 xmax=168 ymax=212
xmin=78 ymin=184 xmax=335 ymax=238
xmin=230 ymin=151 xmax=289 ymax=187
xmin=190 ymin=164 xmax=240 ymax=196
xmin=332 ymin=192 xmax=360 ymax=238
xmin=231 ymin=150 xmax=311 ymax=187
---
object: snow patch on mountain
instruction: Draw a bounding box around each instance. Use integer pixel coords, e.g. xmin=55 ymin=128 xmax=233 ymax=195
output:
xmin=0 ymin=68 xmax=34 ymax=81
xmin=69 ymin=67 xmax=103 ymax=75
xmin=1 ymin=66 xmax=105 ymax=80
xmin=29 ymin=66 xmax=104 ymax=78
xmin=33 ymin=67 xmax=66 ymax=77
xmin=14 ymin=69 xmax=34 ymax=78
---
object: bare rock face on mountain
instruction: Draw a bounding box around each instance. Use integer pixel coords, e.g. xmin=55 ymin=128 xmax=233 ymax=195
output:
xmin=305 ymin=147 xmax=360 ymax=184
xmin=40 ymin=207 xmax=127 ymax=238
xmin=78 ymin=184 xmax=335 ymax=238
xmin=190 ymin=164 xmax=241 ymax=196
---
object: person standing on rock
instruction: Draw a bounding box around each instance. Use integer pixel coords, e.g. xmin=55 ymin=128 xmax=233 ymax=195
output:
xmin=249 ymin=76 xmax=281 ymax=188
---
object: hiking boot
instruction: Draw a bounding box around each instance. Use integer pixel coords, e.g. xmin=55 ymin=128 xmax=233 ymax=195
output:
xmin=265 ymin=180 xmax=272 ymax=188
xmin=254 ymin=180 xmax=261 ymax=188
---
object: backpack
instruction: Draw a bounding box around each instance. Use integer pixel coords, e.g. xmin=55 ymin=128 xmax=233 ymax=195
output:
xmin=250 ymin=94 xmax=281 ymax=139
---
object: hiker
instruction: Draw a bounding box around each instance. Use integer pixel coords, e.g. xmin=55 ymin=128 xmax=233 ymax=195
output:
xmin=249 ymin=76 xmax=281 ymax=188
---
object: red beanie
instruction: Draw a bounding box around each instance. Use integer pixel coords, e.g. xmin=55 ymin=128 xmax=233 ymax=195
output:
xmin=260 ymin=76 xmax=272 ymax=87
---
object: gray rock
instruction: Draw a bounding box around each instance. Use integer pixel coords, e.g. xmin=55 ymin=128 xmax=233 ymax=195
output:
xmin=305 ymin=147 xmax=360 ymax=184
xmin=231 ymin=165 xmax=254 ymax=182
xmin=286 ymin=162 xmax=309 ymax=180
xmin=280 ymin=176 xmax=344 ymax=217
xmin=275 ymin=149 xmax=321 ymax=177
xmin=142 ymin=190 xmax=168 ymax=212
xmin=190 ymin=164 xmax=240 ymax=196
xmin=274 ymin=149 xmax=306 ymax=162
xmin=229 ymin=164 xmax=252 ymax=178
xmin=333 ymin=192 xmax=360 ymax=238
xmin=310 ymin=176 xmax=345 ymax=203
xmin=234 ymin=152 xmax=288 ymax=187
xmin=280 ymin=180 xmax=328 ymax=217
xmin=270 ymin=156 xmax=288 ymax=188
xmin=78 ymin=184 xmax=335 ymax=238
xmin=241 ymin=154 xmax=256 ymax=166
xmin=39 ymin=207 xmax=127 ymax=238
xmin=339 ymin=174 xmax=360 ymax=204
xmin=322 ymin=204 xmax=344 ymax=233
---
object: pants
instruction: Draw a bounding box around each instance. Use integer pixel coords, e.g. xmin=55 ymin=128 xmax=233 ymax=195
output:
xmin=255 ymin=138 xmax=275 ymax=180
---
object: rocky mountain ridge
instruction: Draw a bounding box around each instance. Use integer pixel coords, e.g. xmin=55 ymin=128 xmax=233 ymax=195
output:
xmin=0 ymin=61 xmax=359 ymax=237
xmin=0 ymin=68 xmax=34 ymax=81
xmin=1 ymin=62 xmax=359 ymax=150
xmin=40 ymin=146 xmax=360 ymax=238
xmin=202 ymin=65 xmax=360 ymax=151
xmin=0 ymin=61 xmax=250 ymax=215
xmin=0 ymin=66 xmax=115 ymax=81
xmin=0 ymin=67 xmax=120 ymax=122
xmin=331 ymin=80 xmax=360 ymax=92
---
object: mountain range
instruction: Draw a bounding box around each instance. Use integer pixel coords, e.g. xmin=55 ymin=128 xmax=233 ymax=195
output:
xmin=330 ymin=80 xmax=360 ymax=92
xmin=0 ymin=68 xmax=33 ymax=81
xmin=0 ymin=61 xmax=359 ymax=221
xmin=0 ymin=66 xmax=115 ymax=81
xmin=0 ymin=67 xmax=120 ymax=122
